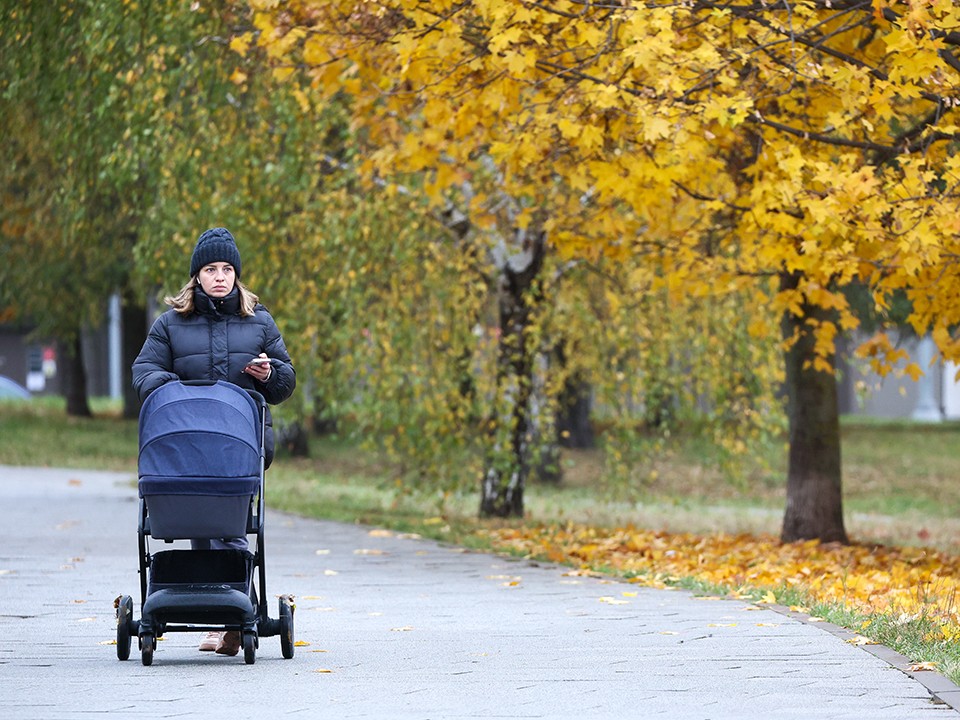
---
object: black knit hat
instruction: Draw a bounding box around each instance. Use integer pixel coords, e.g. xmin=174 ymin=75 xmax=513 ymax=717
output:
xmin=190 ymin=227 xmax=242 ymax=279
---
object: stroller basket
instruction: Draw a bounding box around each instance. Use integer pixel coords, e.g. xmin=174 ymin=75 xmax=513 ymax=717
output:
xmin=149 ymin=549 xmax=252 ymax=593
xmin=137 ymin=381 xmax=263 ymax=540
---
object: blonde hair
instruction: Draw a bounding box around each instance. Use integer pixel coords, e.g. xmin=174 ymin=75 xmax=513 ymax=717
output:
xmin=165 ymin=277 xmax=259 ymax=317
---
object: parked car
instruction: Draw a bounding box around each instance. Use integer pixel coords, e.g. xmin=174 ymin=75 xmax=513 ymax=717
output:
xmin=0 ymin=375 xmax=31 ymax=400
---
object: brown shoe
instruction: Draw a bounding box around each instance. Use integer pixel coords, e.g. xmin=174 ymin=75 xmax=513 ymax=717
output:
xmin=216 ymin=630 xmax=241 ymax=656
xmin=199 ymin=631 xmax=221 ymax=652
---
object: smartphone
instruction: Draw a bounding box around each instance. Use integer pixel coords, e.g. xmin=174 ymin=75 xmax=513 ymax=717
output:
xmin=245 ymin=357 xmax=270 ymax=368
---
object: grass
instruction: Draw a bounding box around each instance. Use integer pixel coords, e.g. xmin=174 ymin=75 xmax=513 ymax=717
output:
xmin=3 ymin=397 xmax=960 ymax=683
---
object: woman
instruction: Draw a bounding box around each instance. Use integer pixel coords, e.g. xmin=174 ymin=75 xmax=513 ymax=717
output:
xmin=132 ymin=226 xmax=296 ymax=655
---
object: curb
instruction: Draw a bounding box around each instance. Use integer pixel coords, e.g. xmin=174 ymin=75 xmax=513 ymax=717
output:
xmin=767 ymin=603 xmax=960 ymax=713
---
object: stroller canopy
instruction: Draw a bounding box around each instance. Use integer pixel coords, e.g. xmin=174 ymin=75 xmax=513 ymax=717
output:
xmin=138 ymin=381 xmax=262 ymax=497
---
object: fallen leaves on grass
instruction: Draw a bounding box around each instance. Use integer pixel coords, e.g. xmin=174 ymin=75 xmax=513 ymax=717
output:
xmin=481 ymin=524 xmax=960 ymax=638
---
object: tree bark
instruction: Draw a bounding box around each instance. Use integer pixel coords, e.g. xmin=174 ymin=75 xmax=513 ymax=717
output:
xmin=557 ymin=371 xmax=595 ymax=450
xmin=479 ymin=230 xmax=548 ymax=518
xmin=779 ymin=272 xmax=848 ymax=544
xmin=60 ymin=334 xmax=91 ymax=418
xmin=121 ymin=298 xmax=146 ymax=420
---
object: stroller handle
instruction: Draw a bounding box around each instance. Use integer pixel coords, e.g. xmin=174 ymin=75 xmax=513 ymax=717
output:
xmin=177 ymin=380 xmax=266 ymax=410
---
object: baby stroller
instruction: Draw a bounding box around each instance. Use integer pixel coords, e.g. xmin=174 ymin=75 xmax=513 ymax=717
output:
xmin=115 ymin=379 xmax=295 ymax=665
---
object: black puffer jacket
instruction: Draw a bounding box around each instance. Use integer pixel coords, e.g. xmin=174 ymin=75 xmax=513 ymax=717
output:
xmin=132 ymin=287 xmax=296 ymax=464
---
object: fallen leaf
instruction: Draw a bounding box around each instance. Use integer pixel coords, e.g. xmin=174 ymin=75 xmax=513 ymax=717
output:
xmin=660 ymin=631 xmax=679 ymax=635
xmin=562 ymin=569 xmax=601 ymax=578
xmin=294 ymin=640 xmax=311 ymax=647
xmin=309 ymin=649 xmax=328 ymax=653
xmin=599 ymin=596 xmax=629 ymax=605
xmin=368 ymin=529 xmax=393 ymax=537
xmin=909 ymin=662 xmax=938 ymax=672
xmin=789 ymin=605 xmax=810 ymax=614
xmin=758 ymin=591 xmax=777 ymax=604
xmin=707 ymin=623 xmax=737 ymax=628
xmin=323 ymin=569 xmax=338 ymax=576
xmin=301 ymin=595 xmax=324 ymax=600
xmin=77 ymin=617 xmax=96 ymax=622
xmin=622 ymin=591 xmax=638 ymax=598
xmin=314 ymin=668 xmax=333 ymax=673
xmin=847 ymin=635 xmax=878 ymax=646
xmin=354 ymin=548 xmax=387 ymax=556
xmin=755 ymin=623 xmax=780 ymax=627
xmin=68 ymin=478 xmax=82 ymax=486
xmin=99 ymin=640 xmax=117 ymax=645
xmin=390 ymin=626 xmax=414 ymax=632
xmin=315 ymin=549 xmax=330 ymax=555
xmin=807 ymin=616 xmax=825 ymax=623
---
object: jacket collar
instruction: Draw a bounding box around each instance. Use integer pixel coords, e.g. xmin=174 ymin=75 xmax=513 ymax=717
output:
xmin=194 ymin=286 xmax=241 ymax=317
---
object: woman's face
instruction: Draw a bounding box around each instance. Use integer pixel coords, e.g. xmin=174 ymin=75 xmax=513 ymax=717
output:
xmin=197 ymin=262 xmax=236 ymax=298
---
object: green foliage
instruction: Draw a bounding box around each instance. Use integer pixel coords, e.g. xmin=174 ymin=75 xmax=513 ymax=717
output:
xmin=0 ymin=1 xmax=157 ymax=338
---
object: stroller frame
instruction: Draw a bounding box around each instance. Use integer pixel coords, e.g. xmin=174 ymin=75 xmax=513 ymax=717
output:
xmin=115 ymin=380 xmax=295 ymax=665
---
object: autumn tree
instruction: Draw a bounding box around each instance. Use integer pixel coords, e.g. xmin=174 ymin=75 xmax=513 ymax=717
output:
xmin=0 ymin=2 xmax=150 ymax=415
xmin=240 ymin=1 xmax=960 ymax=539
xmin=0 ymin=1 xmax=253 ymax=416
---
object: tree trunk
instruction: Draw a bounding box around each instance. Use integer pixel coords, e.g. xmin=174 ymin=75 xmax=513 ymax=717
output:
xmin=557 ymin=372 xmax=595 ymax=450
xmin=479 ymin=230 xmax=547 ymax=518
xmin=779 ymin=272 xmax=848 ymax=544
xmin=530 ymin=353 xmax=562 ymax=484
xmin=121 ymin=299 xmax=147 ymax=420
xmin=60 ymin=334 xmax=91 ymax=418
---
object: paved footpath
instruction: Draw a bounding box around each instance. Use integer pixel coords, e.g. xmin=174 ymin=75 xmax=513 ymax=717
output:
xmin=1 ymin=465 xmax=958 ymax=720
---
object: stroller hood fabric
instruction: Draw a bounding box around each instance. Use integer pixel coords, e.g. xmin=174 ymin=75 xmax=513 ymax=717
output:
xmin=138 ymin=381 xmax=262 ymax=497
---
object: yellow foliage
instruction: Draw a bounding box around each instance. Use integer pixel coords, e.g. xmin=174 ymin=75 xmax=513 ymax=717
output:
xmin=241 ymin=0 xmax=960 ymax=377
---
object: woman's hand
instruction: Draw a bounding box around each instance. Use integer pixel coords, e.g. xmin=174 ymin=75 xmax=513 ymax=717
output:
xmin=244 ymin=353 xmax=272 ymax=383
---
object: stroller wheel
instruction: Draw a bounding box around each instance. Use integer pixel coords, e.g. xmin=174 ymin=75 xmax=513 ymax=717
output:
xmin=279 ymin=597 xmax=295 ymax=659
xmin=141 ymin=633 xmax=155 ymax=666
xmin=115 ymin=595 xmax=133 ymax=661
xmin=242 ymin=632 xmax=256 ymax=665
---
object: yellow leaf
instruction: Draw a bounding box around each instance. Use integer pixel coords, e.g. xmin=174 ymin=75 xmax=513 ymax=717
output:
xmin=302 ymin=36 xmax=330 ymax=66
xmin=272 ymin=66 xmax=295 ymax=83
xmin=294 ymin=640 xmax=311 ymax=647
xmin=903 ymin=362 xmax=923 ymax=382
xmin=229 ymin=32 xmax=252 ymax=57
